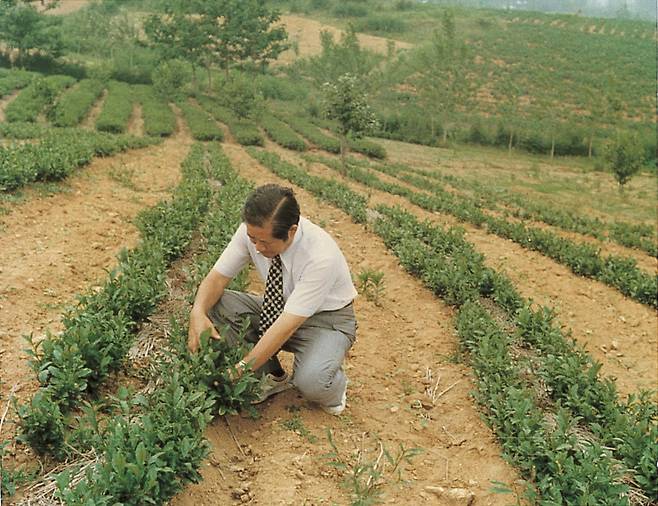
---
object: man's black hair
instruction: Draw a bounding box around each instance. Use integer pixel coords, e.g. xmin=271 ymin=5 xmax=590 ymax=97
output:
xmin=242 ymin=184 xmax=300 ymax=240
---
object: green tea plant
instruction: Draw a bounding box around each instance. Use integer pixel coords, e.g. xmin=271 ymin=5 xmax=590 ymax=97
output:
xmin=4 ymin=75 xmax=75 ymax=123
xmin=50 ymin=79 xmax=105 ymax=127
xmin=275 ymin=112 xmax=341 ymax=153
xmin=95 ymin=81 xmax=135 ymax=134
xmin=261 ymin=114 xmax=307 ymax=151
xmin=197 ymin=96 xmax=264 ymax=146
xmin=135 ymin=85 xmax=176 ymax=137
xmin=178 ymin=100 xmax=223 ymax=141
xmin=0 ymin=129 xmax=157 ymax=192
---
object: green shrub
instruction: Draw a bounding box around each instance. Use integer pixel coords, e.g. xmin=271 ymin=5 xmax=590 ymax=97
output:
xmin=178 ymin=101 xmax=223 ymax=141
xmin=355 ymin=15 xmax=407 ymax=33
xmin=135 ymin=85 xmax=176 ymax=137
xmin=96 ymin=81 xmax=135 ymax=133
xmin=261 ymin=114 xmax=307 ymax=151
xmin=50 ymin=79 xmax=105 ymax=127
xmin=5 ymin=75 xmax=76 ymax=123
xmin=333 ymin=2 xmax=368 ymax=17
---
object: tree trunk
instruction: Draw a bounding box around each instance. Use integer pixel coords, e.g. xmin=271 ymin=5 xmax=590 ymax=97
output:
xmin=430 ymin=116 xmax=436 ymax=142
xmin=206 ymin=65 xmax=212 ymax=90
xmin=339 ymin=134 xmax=348 ymax=172
xmin=550 ymin=135 xmax=555 ymax=159
xmin=443 ymin=126 xmax=448 ymax=144
xmin=588 ymin=135 xmax=593 ymax=158
xmin=508 ymin=130 xmax=513 ymax=155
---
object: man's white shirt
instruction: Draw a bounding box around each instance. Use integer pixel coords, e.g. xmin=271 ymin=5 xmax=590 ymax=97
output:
xmin=213 ymin=217 xmax=357 ymax=317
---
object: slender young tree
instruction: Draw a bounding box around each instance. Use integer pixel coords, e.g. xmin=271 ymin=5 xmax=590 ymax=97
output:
xmin=412 ymin=10 xmax=470 ymax=144
xmin=604 ymin=131 xmax=644 ymax=192
xmin=322 ymin=73 xmax=378 ymax=167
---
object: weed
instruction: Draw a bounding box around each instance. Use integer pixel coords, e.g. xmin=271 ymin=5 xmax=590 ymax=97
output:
xmin=108 ymin=165 xmax=138 ymax=191
xmin=281 ymin=413 xmax=318 ymax=444
xmin=356 ymin=269 xmax=385 ymax=306
xmin=323 ymin=429 xmax=422 ymax=505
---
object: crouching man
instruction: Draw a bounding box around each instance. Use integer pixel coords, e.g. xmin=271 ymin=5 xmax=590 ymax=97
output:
xmin=187 ymin=184 xmax=357 ymax=415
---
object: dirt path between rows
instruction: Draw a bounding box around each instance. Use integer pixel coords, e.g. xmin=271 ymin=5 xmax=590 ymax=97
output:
xmin=0 ymin=89 xmax=21 ymax=123
xmin=0 ymin=111 xmax=193 ymax=422
xmin=80 ymin=89 xmax=107 ymax=130
xmin=171 ymin=141 xmax=521 ymax=506
xmin=271 ymin=145 xmax=657 ymax=400
xmin=127 ymin=103 xmax=144 ymax=137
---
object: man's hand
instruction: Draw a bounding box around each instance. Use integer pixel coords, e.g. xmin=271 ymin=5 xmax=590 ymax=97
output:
xmin=187 ymin=311 xmax=220 ymax=353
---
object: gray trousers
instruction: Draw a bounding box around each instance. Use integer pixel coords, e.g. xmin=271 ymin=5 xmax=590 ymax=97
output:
xmin=209 ymin=290 xmax=357 ymax=407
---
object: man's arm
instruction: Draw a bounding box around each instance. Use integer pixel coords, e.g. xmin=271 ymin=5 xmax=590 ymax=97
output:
xmin=238 ymin=312 xmax=306 ymax=373
xmin=188 ymin=269 xmax=232 ymax=353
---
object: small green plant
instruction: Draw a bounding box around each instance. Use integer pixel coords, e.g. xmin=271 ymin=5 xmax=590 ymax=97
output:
xmin=281 ymin=412 xmax=318 ymax=444
xmin=323 ymin=429 xmax=422 ymax=506
xmin=356 ymin=269 xmax=385 ymax=306
xmin=109 ymin=165 xmax=138 ymax=191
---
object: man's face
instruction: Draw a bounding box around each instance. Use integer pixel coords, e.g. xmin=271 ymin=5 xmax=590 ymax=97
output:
xmin=246 ymin=220 xmax=297 ymax=258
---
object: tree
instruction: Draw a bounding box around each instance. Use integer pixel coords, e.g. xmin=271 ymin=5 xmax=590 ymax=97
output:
xmin=144 ymin=0 xmax=207 ymax=86
xmin=0 ymin=0 xmax=63 ymax=65
xmin=412 ymin=10 xmax=470 ymax=144
xmin=322 ymin=73 xmax=378 ymax=166
xmin=604 ymin=131 xmax=644 ymax=192
xmin=305 ymin=24 xmax=382 ymax=87
xmin=146 ymin=0 xmax=288 ymax=88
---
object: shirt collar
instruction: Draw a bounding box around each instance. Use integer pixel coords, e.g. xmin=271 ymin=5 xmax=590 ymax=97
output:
xmin=279 ymin=217 xmax=304 ymax=270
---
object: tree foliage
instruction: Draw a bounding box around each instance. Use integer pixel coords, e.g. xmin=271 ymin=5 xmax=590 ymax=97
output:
xmin=322 ymin=73 xmax=378 ymax=164
xmin=0 ymin=0 xmax=63 ymax=63
xmin=412 ymin=10 xmax=470 ymax=143
xmin=145 ymin=0 xmax=289 ymax=85
xmin=604 ymin=131 xmax=645 ymax=191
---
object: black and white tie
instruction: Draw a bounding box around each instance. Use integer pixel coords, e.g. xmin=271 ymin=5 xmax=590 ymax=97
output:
xmin=258 ymin=255 xmax=284 ymax=336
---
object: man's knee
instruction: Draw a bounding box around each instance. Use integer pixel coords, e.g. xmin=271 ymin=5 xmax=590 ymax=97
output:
xmin=293 ymin=364 xmax=341 ymax=402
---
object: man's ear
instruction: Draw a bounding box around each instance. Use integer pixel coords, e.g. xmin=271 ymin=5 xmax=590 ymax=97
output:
xmin=288 ymin=224 xmax=298 ymax=239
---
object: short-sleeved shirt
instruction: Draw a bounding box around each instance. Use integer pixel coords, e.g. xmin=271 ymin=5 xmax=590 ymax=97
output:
xmin=213 ymin=217 xmax=357 ymax=318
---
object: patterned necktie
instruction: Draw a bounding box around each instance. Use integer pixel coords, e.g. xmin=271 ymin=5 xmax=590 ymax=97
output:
xmin=259 ymin=254 xmax=284 ymax=336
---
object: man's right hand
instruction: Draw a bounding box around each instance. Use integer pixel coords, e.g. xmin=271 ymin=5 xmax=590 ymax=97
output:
xmin=187 ymin=312 xmax=221 ymax=353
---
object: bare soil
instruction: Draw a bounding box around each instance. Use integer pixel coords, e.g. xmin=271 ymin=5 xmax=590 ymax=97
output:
xmin=277 ymin=15 xmax=413 ymax=64
xmin=80 ymin=89 xmax=107 ymax=130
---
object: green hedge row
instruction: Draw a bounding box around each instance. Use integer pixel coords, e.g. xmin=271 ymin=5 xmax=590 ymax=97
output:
xmin=95 ymin=81 xmax=135 ymax=134
xmin=135 ymin=85 xmax=176 ymax=137
xmin=276 ymin=113 xmax=341 ymax=153
xmin=197 ymin=96 xmax=264 ymax=146
xmin=307 ymin=154 xmax=657 ymax=308
xmin=249 ymin=149 xmax=657 ymax=503
xmin=261 ymin=114 xmax=307 ymax=151
xmin=392 ymin=162 xmax=657 ymax=257
xmin=0 ymin=69 xmax=34 ymax=97
xmin=50 ymin=79 xmax=105 ymax=128
xmin=0 ymin=122 xmax=50 ymax=139
xmin=0 ymin=130 xmax=157 ymax=192
xmin=4 ymin=75 xmax=76 ymax=123
xmin=178 ymin=100 xmax=223 ymax=141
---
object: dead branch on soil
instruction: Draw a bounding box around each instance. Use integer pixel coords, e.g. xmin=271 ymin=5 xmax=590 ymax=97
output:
xmin=0 ymin=384 xmax=18 ymax=506
xmin=435 ymin=380 xmax=461 ymax=401
xmin=424 ymin=368 xmax=441 ymax=404
xmin=16 ymin=452 xmax=99 ymax=506
xmin=224 ymin=416 xmax=246 ymax=458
